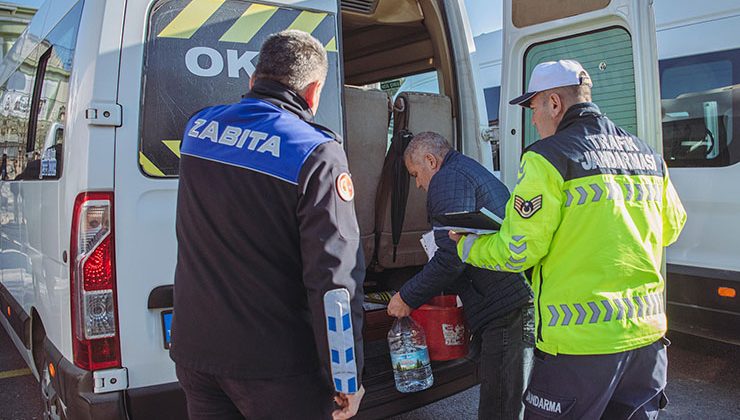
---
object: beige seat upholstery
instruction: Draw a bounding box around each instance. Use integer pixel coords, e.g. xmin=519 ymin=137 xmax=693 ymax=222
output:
xmin=376 ymin=92 xmax=453 ymax=268
xmin=344 ymin=86 xmax=390 ymax=267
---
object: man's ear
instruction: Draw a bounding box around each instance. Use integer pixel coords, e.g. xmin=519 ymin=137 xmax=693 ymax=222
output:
xmin=302 ymin=79 xmax=324 ymax=114
xmin=548 ymin=93 xmax=564 ymax=118
xmin=425 ymin=153 xmax=438 ymax=169
xmin=249 ymin=75 xmax=255 ymax=89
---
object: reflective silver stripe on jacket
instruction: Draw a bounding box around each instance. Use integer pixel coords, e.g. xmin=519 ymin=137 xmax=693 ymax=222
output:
xmin=546 ymin=293 xmax=664 ymax=327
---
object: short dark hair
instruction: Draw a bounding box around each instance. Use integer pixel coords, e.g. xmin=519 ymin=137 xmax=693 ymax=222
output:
xmin=404 ymin=132 xmax=451 ymax=164
xmin=253 ymin=30 xmax=328 ymax=92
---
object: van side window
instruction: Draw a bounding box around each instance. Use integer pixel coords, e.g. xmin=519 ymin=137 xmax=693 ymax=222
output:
xmin=394 ymin=71 xmax=441 ymax=97
xmin=140 ymin=0 xmax=341 ymax=177
xmin=15 ymin=48 xmax=53 ymax=181
xmin=522 ymin=27 xmax=637 ymax=148
xmin=659 ymin=49 xmax=740 ymax=167
xmin=0 ymin=2 xmax=81 ymax=181
xmin=0 ymin=65 xmax=35 ymax=180
xmin=368 ymin=70 xmax=441 ymax=144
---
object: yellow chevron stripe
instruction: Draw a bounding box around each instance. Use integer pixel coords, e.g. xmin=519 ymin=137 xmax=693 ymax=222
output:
xmin=163 ymin=140 xmax=182 ymax=158
xmin=287 ymin=11 xmax=326 ymax=34
xmin=220 ymin=4 xmax=278 ymax=44
xmin=139 ymin=152 xmax=165 ymax=177
xmin=158 ymin=0 xmax=225 ymax=39
xmin=325 ymin=37 xmax=337 ymax=52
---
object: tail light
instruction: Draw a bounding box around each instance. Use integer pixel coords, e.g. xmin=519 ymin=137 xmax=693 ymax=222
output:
xmin=70 ymin=192 xmax=121 ymax=370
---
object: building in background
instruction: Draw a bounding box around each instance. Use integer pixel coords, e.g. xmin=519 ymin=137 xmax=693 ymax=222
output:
xmin=474 ymin=30 xmax=503 ymax=127
xmin=0 ymin=3 xmax=36 ymax=179
xmin=0 ymin=3 xmax=36 ymax=60
xmin=0 ymin=2 xmax=37 ymax=179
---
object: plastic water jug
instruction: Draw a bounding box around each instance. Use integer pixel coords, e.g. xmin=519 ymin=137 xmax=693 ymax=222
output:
xmin=387 ymin=316 xmax=433 ymax=393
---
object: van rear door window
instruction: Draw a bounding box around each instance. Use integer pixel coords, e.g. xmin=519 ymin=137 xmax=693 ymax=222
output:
xmin=522 ymin=27 xmax=636 ymax=148
xmin=140 ymin=0 xmax=340 ymax=177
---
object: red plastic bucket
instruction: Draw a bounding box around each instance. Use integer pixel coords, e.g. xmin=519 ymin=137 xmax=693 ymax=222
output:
xmin=411 ymin=295 xmax=468 ymax=361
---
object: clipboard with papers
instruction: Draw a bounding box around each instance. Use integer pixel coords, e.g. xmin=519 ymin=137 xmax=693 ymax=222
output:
xmin=432 ymin=207 xmax=503 ymax=235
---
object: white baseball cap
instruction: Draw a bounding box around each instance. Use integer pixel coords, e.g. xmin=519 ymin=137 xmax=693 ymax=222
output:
xmin=509 ymin=59 xmax=592 ymax=107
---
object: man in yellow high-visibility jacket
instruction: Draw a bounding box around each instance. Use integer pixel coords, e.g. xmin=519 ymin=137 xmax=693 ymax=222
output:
xmin=451 ymin=60 xmax=686 ymax=419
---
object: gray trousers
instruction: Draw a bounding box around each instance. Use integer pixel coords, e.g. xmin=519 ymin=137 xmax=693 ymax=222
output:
xmin=523 ymin=337 xmax=669 ymax=419
xmin=470 ymin=304 xmax=535 ymax=420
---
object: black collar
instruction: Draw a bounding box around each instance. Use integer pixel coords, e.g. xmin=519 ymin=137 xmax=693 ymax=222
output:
xmin=244 ymin=79 xmax=315 ymax=123
xmin=557 ymin=102 xmax=602 ymax=132
xmin=244 ymin=79 xmax=342 ymax=143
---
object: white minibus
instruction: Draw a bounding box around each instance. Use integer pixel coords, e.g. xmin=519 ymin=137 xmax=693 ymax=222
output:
xmin=0 ymin=0 xmax=658 ymax=418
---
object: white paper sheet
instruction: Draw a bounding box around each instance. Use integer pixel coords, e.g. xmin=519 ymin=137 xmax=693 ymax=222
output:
xmin=420 ymin=230 xmax=438 ymax=261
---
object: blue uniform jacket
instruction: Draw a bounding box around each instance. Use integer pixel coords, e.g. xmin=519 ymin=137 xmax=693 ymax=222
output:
xmin=171 ymin=80 xmax=364 ymax=388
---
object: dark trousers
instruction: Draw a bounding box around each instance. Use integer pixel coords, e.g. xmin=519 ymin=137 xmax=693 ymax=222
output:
xmin=470 ymin=304 xmax=535 ymax=420
xmin=523 ymin=338 xmax=669 ymax=419
xmin=175 ymin=365 xmax=333 ymax=420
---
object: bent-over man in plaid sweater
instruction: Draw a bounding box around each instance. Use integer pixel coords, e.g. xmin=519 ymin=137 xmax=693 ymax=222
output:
xmin=387 ymin=131 xmax=534 ymax=419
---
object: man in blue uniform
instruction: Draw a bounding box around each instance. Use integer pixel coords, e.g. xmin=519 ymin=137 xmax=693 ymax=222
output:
xmin=171 ymin=30 xmax=365 ymax=420
xmin=387 ymin=132 xmax=534 ymax=419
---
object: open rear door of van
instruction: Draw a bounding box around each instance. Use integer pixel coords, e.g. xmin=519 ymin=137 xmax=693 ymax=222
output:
xmin=498 ymin=0 xmax=661 ymax=187
xmin=113 ymin=1 xmax=342 ymax=416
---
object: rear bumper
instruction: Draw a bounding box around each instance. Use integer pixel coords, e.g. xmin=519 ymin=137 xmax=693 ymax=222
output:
xmin=46 ymin=340 xmax=187 ymax=420
xmin=126 ymin=382 xmax=187 ymax=419
xmin=48 ymin=336 xmax=476 ymax=420
xmin=666 ymin=264 xmax=740 ymax=345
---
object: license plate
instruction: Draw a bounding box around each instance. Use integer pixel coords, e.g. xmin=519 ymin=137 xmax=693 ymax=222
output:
xmin=161 ymin=310 xmax=173 ymax=349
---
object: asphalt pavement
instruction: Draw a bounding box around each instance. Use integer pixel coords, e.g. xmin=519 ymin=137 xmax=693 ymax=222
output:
xmin=1 ymin=330 xmax=738 ymax=419
xmin=0 ymin=326 xmax=42 ymax=420
xmin=391 ymin=331 xmax=740 ymax=419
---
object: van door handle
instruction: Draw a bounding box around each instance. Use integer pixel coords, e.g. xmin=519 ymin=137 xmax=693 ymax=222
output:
xmin=86 ymin=102 xmax=122 ymax=127
xmin=147 ymin=285 xmax=173 ymax=309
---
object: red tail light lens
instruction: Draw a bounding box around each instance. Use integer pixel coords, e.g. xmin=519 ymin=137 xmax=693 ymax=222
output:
xmin=70 ymin=192 xmax=121 ymax=371
xmin=83 ymin=235 xmax=114 ymax=291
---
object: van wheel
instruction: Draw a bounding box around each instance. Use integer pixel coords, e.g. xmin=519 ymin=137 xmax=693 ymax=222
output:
xmin=40 ymin=357 xmax=64 ymax=420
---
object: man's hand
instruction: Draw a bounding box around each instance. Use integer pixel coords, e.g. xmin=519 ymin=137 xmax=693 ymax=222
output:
xmin=448 ymin=231 xmax=464 ymax=243
xmin=387 ymin=293 xmax=413 ymax=318
xmin=333 ymin=385 xmax=365 ymax=420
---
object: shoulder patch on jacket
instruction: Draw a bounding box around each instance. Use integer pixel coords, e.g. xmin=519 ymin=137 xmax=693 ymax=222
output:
xmin=514 ymin=195 xmax=542 ymax=219
xmin=336 ymin=172 xmax=354 ymax=201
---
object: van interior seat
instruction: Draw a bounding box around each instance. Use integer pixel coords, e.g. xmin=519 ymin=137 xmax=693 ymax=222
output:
xmin=343 ymin=86 xmax=391 ymax=267
xmin=376 ymin=91 xmax=453 ymax=269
